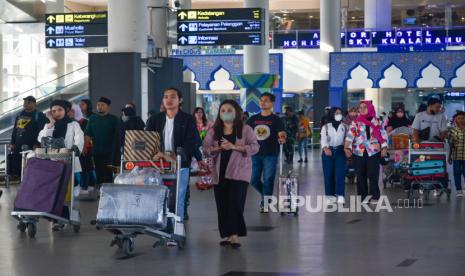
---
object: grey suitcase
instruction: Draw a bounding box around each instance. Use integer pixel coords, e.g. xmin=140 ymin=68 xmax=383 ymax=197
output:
xmin=96 ymin=184 xmax=169 ymax=229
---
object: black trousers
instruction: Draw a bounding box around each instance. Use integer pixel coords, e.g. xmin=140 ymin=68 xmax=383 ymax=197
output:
xmin=93 ymin=154 xmax=113 ymax=185
xmin=354 ymin=151 xmax=381 ymax=200
xmin=214 ymin=179 xmax=248 ymax=239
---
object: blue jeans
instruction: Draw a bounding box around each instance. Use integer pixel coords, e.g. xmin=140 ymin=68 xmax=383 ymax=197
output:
xmin=80 ymin=171 xmax=96 ymax=190
xmin=251 ymin=155 xmax=279 ymax=203
xmin=298 ymin=138 xmax=308 ymax=159
xmin=453 ymin=160 xmax=465 ymax=191
xmin=322 ymin=147 xmax=346 ymax=196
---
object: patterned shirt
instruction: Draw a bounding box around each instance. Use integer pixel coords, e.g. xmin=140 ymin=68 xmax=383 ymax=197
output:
xmin=448 ymin=127 xmax=465 ymax=160
xmin=345 ymin=118 xmax=389 ymax=157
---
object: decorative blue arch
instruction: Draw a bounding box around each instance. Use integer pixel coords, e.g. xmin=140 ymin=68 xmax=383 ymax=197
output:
xmin=450 ymin=61 xmax=465 ymax=87
xmin=376 ymin=62 xmax=408 ymax=88
xmin=207 ymin=65 xmax=235 ymax=90
xmin=414 ymin=62 xmax=447 ymax=88
xmin=343 ymin=63 xmax=374 ymax=89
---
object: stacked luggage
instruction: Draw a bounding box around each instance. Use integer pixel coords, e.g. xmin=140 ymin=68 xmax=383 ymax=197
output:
xmin=11 ymin=148 xmax=80 ymax=238
xmin=404 ymin=141 xmax=451 ymax=199
xmin=383 ymin=127 xmax=411 ymax=189
xmin=96 ymin=130 xmax=188 ymax=257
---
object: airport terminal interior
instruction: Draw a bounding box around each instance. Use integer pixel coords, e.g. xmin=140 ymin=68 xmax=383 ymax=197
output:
xmin=1 ymin=0 xmax=465 ymax=275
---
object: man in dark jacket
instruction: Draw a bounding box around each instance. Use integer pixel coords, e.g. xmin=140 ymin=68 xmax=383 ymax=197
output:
xmin=9 ymin=96 xmax=48 ymax=176
xmin=146 ymin=88 xmax=204 ymax=220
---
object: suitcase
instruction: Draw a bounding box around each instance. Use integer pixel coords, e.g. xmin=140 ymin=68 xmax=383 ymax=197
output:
xmin=14 ymin=158 xmax=71 ymax=216
xmin=96 ymin=184 xmax=169 ymax=229
xmin=277 ymin=144 xmax=299 ymax=215
xmin=123 ymin=130 xmax=161 ymax=161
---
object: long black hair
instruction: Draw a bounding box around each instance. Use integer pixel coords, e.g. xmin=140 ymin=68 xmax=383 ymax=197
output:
xmin=213 ymin=100 xmax=244 ymax=141
xmin=80 ymin=99 xmax=93 ymax=117
xmin=193 ymin=107 xmax=208 ymax=127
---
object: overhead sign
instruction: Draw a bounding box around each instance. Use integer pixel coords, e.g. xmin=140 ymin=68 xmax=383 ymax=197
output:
xmin=274 ymin=28 xmax=465 ymax=49
xmin=45 ymin=24 xmax=107 ymax=37
xmin=177 ymin=20 xmax=262 ymax=33
xmin=177 ymin=8 xmax=262 ymax=21
xmin=45 ymin=36 xmax=108 ymax=48
xmin=177 ymin=33 xmax=262 ymax=46
xmin=177 ymin=8 xmax=265 ymax=46
xmin=45 ymin=12 xmax=107 ymax=24
xmin=45 ymin=12 xmax=108 ymax=48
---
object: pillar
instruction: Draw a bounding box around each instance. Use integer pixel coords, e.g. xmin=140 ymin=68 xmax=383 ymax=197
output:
xmin=320 ymin=0 xmax=341 ymax=80
xmin=364 ymin=0 xmax=392 ymax=29
xmin=179 ymin=0 xmax=192 ymax=9
xmin=46 ymin=0 xmax=65 ymax=88
xmin=149 ymin=0 xmax=169 ymax=57
xmin=236 ymin=0 xmax=279 ymax=113
xmin=108 ymin=0 xmax=149 ymax=119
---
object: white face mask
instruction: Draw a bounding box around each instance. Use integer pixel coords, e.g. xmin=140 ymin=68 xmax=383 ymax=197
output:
xmin=121 ymin=115 xmax=129 ymax=122
xmin=334 ymin=114 xmax=343 ymax=122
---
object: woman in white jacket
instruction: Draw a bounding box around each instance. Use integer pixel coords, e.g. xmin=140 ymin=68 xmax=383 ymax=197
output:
xmin=38 ymin=100 xmax=84 ymax=231
xmin=320 ymin=107 xmax=347 ymax=204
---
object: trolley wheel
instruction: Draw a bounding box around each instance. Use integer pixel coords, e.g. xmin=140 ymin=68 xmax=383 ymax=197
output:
xmin=73 ymin=225 xmax=80 ymax=233
xmin=293 ymin=211 xmax=299 ymax=217
xmin=177 ymin=239 xmax=186 ymax=250
xmin=17 ymin=221 xmax=27 ymax=233
xmin=280 ymin=212 xmax=285 ymax=216
xmin=27 ymin=223 xmax=36 ymax=238
xmin=122 ymin=238 xmax=134 ymax=257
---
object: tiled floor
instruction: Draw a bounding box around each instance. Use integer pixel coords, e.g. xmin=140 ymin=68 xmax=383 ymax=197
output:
xmin=1 ymin=150 xmax=464 ymax=276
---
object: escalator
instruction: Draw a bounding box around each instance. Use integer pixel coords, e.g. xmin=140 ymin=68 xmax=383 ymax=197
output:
xmin=0 ymin=66 xmax=89 ymax=140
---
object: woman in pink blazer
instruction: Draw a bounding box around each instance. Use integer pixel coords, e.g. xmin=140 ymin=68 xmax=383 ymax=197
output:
xmin=203 ymin=100 xmax=259 ymax=249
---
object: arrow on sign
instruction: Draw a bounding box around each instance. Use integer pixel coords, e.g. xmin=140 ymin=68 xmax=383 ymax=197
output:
xmin=46 ymin=39 xmax=55 ymax=47
xmin=178 ymin=11 xmax=187 ymax=20
xmin=178 ymin=36 xmax=188 ymax=45
xmin=179 ymin=24 xmax=188 ymax=32
xmin=46 ymin=26 xmax=55 ymax=35
xmin=46 ymin=15 xmax=55 ymax=23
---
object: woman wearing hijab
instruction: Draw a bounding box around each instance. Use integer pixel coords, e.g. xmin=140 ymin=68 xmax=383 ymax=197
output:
xmin=69 ymin=103 xmax=95 ymax=194
xmin=386 ymin=107 xmax=410 ymax=133
xmin=320 ymin=107 xmax=347 ymax=204
xmin=38 ymin=100 xmax=84 ymax=230
xmin=343 ymin=106 xmax=358 ymax=126
xmin=345 ymin=101 xmax=388 ymax=204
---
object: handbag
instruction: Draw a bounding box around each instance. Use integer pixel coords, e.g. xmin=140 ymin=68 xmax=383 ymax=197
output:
xmin=419 ymin=127 xmax=430 ymax=141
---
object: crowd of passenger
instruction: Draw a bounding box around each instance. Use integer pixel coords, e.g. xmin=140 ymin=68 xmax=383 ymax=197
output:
xmin=2 ymin=90 xmax=464 ymax=248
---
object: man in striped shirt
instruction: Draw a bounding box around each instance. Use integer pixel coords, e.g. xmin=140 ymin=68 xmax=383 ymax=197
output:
xmin=448 ymin=111 xmax=465 ymax=196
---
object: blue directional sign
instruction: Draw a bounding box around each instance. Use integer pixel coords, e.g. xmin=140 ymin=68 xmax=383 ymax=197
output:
xmin=45 ymin=12 xmax=108 ymax=48
xmin=45 ymin=36 xmax=107 ymax=48
xmin=177 ymin=33 xmax=263 ymax=46
xmin=45 ymin=24 xmax=107 ymax=37
xmin=177 ymin=8 xmax=265 ymax=46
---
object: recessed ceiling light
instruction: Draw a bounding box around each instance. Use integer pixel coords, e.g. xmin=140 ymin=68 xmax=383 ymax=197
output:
xmin=309 ymin=15 xmax=314 ymax=18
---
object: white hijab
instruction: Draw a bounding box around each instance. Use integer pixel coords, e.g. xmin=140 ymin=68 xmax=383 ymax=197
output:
xmin=72 ymin=103 xmax=84 ymax=121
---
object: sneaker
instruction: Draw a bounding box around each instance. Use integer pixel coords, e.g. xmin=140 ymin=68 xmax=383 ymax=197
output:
xmin=166 ymin=240 xmax=177 ymax=247
xmin=88 ymin=186 xmax=95 ymax=192
xmin=456 ymin=190 xmax=464 ymax=197
xmin=52 ymin=222 xmax=66 ymax=232
xmin=260 ymin=205 xmax=266 ymax=213
xmin=433 ymin=189 xmax=442 ymax=197
xmin=0 ymin=189 xmax=2 ymax=198
xmin=298 ymin=159 xmax=303 ymax=163
xmin=369 ymin=199 xmax=379 ymax=205
xmin=336 ymin=196 xmax=345 ymax=204
xmin=80 ymin=189 xmax=89 ymax=195
xmin=304 ymin=158 xmax=308 ymax=163
xmin=325 ymin=196 xmax=336 ymax=205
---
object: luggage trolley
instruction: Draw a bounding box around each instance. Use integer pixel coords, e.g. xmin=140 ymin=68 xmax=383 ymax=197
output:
xmin=11 ymin=148 xmax=81 ymax=238
xmin=382 ymin=127 xmax=411 ymax=189
xmin=96 ymin=147 xmax=188 ymax=256
xmin=404 ymin=141 xmax=451 ymax=200
xmin=278 ymin=144 xmax=299 ymax=216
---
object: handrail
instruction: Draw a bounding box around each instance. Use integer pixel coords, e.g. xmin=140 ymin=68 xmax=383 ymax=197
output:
xmin=0 ymin=77 xmax=88 ymax=118
xmin=0 ymin=65 xmax=88 ymax=104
